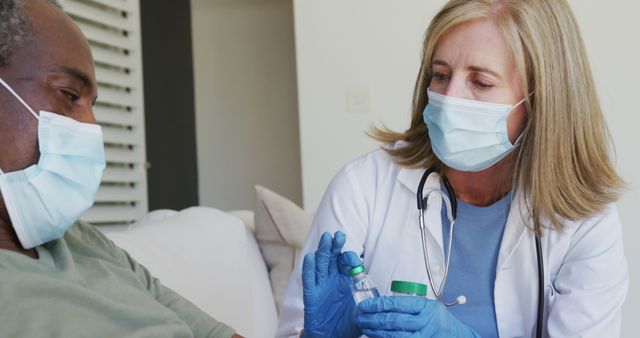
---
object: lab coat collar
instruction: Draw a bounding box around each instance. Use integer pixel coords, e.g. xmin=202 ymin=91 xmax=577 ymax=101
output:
xmin=396 ymin=166 xmax=532 ymax=270
xmin=396 ymin=166 xmax=441 ymax=195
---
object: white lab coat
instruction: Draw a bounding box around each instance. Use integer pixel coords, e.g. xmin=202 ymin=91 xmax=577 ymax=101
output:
xmin=275 ymin=145 xmax=628 ymax=338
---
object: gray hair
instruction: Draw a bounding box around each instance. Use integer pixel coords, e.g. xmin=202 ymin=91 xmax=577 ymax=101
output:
xmin=0 ymin=0 xmax=61 ymax=67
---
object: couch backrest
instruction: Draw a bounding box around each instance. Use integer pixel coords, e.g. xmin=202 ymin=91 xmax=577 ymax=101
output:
xmin=105 ymin=207 xmax=278 ymax=338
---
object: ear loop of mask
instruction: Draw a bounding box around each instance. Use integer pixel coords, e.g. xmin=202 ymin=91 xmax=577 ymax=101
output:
xmin=0 ymin=78 xmax=40 ymax=120
xmin=0 ymin=77 xmax=41 ymax=175
xmin=513 ymin=91 xmax=535 ymax=110
xmin=509 ymin=92 xmax=535 ymax=146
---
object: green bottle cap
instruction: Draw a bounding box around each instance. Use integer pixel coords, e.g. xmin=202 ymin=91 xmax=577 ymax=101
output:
xmin=348 ymin=264 xmax=365 ymax=276
xmin=390 ymin=280 xmax=428 ymax=296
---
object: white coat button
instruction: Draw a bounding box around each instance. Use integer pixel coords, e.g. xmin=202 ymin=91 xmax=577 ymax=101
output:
xmin=433 ymin=265 xmax=442 ymax=273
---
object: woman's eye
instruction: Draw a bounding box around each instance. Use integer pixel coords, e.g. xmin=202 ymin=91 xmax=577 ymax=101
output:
xmin=474 ymin=80 xmax=493 ymax=89
xmin=432 ymin=72 xmax=450 ymax=82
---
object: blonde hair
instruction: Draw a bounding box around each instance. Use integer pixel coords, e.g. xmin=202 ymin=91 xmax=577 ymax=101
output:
xmin=371 ymin=0 xmax=624 ymax=234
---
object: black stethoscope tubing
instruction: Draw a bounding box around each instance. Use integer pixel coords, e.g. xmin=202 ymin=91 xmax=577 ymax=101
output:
xmin=417 ymin=168 xmax=544 ymax=338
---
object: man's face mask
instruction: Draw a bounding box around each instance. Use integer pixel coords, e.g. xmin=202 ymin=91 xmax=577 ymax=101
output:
xmin=0 ymin=77 xmax=105 ymax=249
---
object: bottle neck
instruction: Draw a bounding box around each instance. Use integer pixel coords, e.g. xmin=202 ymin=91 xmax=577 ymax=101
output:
xmin=351 ymin=272 xmax=366 ymax=281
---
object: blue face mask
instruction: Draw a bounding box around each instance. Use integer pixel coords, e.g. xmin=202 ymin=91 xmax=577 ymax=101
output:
xmin=0 ymin=78 xmax=105 ymax=249
xmin=423 ymin=89 xmax=528 ymax=172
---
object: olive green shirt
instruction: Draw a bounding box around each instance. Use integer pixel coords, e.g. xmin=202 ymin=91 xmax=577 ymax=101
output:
xmin=0 ymin=221 xmax=236 ymax=338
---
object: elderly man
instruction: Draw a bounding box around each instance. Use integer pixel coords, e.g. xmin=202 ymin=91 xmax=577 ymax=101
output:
xmin=0 ymin=1 xmax=241 ymax=337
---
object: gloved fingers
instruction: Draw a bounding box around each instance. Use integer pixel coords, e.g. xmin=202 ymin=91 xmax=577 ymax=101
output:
xmin=359 ymin=296 xmax=427 ymax=314
xmin=331 ymin=231 xmax=347 ymax=256
xmin=338 ymin=251 xmax=363 ymax=276
xmin=302 ymin=252 xmax=317 ymax=292
xmin=328 ymin=231 xmax=346 ymax=275
xmin=357 ymin=311 xmax=427 ymax=331
xmin=314 ymin=232 xmax=333 ymax=284
xmin=360 ymin=329 xmax=409 ymax=338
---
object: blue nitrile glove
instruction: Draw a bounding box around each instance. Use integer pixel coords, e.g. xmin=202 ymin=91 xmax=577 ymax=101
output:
xmin=356 ymin=296 xmax=480 ymax=338
xmin=301 ymin=231 xmax=363 ymax=338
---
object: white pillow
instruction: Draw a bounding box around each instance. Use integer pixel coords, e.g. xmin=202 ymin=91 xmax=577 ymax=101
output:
xmin=227 ymin=210 xmax=256 ymax=233
xmin=130 ymin=209 xmax=179 ymax=228
xmin=254 ymin=185 xmax=313 ymax=313
xmin=105 ymin=207 xmax=277 ymax=338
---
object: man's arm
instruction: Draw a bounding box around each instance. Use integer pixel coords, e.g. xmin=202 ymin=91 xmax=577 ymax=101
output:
xmin=124 ymin=248 xmax=239 ymax=338
xmin=87 ymin=221 xmax=239 ymax=338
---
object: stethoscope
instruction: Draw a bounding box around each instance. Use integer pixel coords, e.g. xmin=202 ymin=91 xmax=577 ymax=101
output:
xmin=416 ymin=168 xmax=545 ymax=338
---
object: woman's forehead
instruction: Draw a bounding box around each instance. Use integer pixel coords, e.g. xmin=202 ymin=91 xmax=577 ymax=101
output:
xmin=432 ymin=20 xmax=515 ymax=74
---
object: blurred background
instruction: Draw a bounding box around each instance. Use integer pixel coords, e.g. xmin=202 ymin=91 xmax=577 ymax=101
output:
xmin=62 ymin=0 xmax=638 ymax=336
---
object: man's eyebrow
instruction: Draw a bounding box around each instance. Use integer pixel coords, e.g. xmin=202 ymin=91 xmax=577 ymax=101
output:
xmin=53 ymin=66 xmax=93 ymax=89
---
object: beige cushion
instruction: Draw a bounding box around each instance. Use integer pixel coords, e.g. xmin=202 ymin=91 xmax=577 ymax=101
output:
xmin=254 ymin=185 xmax=313 ymax=313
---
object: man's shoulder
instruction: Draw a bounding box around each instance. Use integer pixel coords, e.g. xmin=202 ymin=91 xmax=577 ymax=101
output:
xmin=63 ymin=221 xmax=125 ymax=260
xmin=64 ymin=220 xmax=106 ymax=242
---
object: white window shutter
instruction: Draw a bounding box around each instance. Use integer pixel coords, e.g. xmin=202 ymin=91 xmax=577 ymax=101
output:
xmin=62 ymin=0 xmax=149 ymax=226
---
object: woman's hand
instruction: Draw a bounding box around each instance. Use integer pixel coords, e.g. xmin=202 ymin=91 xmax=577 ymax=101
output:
xmin=301 ymin=231 xmax=362 ymax=338
xmin=357 ymin=296 xmax=480 ymax=338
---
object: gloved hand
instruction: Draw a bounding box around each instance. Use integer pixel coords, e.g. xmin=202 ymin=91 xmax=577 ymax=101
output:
xmin=356 ymin=296 xmax=480 ymax=338
xmin=301 ymin=231 xmax=363 ymax=338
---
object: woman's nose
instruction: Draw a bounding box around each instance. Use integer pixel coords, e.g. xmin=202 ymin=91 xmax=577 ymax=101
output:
xmin=443 ymin=75 xmax=469 ymax=99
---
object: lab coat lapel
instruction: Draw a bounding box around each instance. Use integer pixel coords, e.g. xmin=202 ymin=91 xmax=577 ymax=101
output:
xmin=367 ymin=167 xmax=446 ymax=297
xmin=367 ymin=189 xmax=413 ymax=293
xmin=496 ymin=190 xmax=531 ymax=271
xmin=495 ymin=190 xmax=537 ymax=337
xmin=396 ymin=168 xmax=445 ymax=254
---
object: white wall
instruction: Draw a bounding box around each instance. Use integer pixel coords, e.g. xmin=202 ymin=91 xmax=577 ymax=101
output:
xmin=293 ymin=0 xmax=640 ymax=336
xmin=293 ymin=0 xmax=434 ymax=211
xmin=191 ymin=0 xmax=302 ymax=211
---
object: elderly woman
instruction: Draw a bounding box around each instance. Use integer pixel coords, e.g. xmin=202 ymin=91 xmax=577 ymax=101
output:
xmin=276 ymin=0 xmax=628 ymax=337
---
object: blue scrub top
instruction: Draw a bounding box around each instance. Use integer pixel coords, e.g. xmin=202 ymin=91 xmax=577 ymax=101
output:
xmin=441 ymin=190 xmax=512 ymax=338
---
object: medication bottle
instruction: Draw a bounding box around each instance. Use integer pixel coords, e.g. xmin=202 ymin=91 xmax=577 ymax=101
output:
xmin=390 ymin=280 xmax=428 ymax=297
xmin=349 ymin=264 xmax=380 ymax=304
